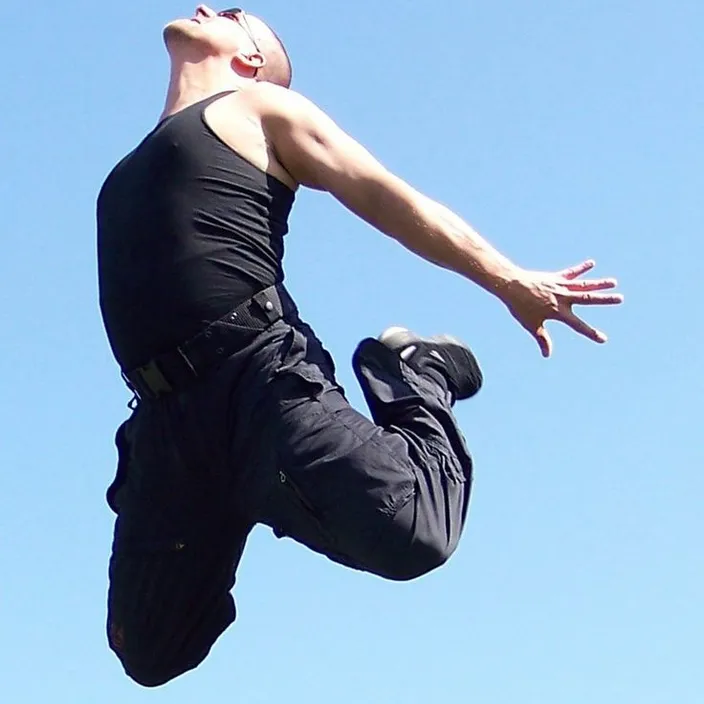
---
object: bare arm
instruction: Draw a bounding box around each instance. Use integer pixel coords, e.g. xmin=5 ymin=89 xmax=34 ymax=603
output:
xmin=259 ymin=87 xmax=518 ymax=296
xmin=255 ymin=85 xmax=623 ymax=356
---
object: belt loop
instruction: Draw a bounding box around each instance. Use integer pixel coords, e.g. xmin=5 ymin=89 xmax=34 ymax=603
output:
xmin=252 ymin=285 xmax=282 ymax=324
xmin=131 ymin=360 xmax=172 ymax=399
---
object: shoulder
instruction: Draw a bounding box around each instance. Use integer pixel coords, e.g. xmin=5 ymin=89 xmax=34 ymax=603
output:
xmin=239 ymin=83 xmax=323 ymax=124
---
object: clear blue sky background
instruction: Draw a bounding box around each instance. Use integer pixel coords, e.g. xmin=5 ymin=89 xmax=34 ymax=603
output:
xmin=2 ymin=1 xmax=701 ymax=702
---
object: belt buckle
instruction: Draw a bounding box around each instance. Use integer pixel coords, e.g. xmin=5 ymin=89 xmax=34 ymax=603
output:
xmin=134 ymin=359 xmax=173 ymax=399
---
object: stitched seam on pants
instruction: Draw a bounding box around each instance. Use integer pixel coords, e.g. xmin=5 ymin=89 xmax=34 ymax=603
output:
xmin=424 ymin=436 xmax=468 ymax=484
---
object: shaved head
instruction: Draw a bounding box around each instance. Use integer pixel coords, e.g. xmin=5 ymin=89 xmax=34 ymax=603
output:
xmin=164 ymin=8 xmax=292 ymax=89
xmin=247 ymin=15 xmax=292 ymax=88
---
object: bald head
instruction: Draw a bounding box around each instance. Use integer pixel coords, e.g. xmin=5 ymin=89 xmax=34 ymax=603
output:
xmin=247 ymin=15 xmax=292 ymax=88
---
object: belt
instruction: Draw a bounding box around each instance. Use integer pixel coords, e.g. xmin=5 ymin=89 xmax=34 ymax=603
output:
xmin=123 ymin=284 xmax=295 ymax=401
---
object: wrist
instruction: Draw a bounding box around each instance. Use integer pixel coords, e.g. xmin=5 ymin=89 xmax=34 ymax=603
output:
xmin=472 ymin=262 xmax=522 ymax=300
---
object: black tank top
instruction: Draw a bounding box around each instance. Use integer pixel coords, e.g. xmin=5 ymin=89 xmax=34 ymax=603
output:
xmin=97 ymin=91 xmax=296 ymax=370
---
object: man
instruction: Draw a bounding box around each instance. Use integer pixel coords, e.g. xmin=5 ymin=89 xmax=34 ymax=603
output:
xmin=97 ymin=6 xmax=623 ymax=688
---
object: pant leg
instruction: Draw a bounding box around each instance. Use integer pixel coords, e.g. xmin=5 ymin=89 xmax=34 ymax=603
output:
xmin=106 ymin=405 xmax=250 ymax=688
xmin=254 ymin=324 xmax=474 ymax=581
xmin=352 ymin=337 xmax=475 ymax=577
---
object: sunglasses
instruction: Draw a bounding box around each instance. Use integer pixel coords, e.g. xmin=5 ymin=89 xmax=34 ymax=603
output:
xmin=217 ymin=8 xmax=262 ymax=53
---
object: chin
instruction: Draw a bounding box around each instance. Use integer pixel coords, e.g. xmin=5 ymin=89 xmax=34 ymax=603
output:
xmin=163 ymin=18 xmax=197 ymax=43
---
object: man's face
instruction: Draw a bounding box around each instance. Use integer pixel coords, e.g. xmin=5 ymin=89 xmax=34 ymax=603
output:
xmin=164 ymin=5 xmax=259 ymax=58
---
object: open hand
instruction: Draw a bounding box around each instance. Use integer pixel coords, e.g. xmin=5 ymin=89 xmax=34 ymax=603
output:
xmin=500 ymin=260 xmax=624 ymax=357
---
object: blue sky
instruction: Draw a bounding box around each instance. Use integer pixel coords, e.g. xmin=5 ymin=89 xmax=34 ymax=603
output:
xmin=2 ymin=1 xmax=702 ymax=702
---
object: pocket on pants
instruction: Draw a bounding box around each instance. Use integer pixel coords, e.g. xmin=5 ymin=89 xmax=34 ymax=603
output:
xmin=270 ymin=360 xmax=416 ymax=563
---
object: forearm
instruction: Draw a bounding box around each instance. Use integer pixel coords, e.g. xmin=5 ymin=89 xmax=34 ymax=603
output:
xmin=356 ymin=180 xmax=519 ymax=297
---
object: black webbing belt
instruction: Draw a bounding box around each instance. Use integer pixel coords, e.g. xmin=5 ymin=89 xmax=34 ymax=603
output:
xmin=122 ymin=284 xmax=295 ymax=401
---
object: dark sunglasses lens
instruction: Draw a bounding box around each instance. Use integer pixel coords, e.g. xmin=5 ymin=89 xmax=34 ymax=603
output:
xmin=218 ymin=7 xmax=242 ymax=15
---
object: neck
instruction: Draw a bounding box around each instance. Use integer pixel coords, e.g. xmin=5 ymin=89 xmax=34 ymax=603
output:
xmin=161 ymin=56 xmax=252 ymax=121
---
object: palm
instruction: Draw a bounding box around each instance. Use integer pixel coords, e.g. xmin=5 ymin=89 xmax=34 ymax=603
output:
xmin=502 ymin=260 xmax=624 ymax=357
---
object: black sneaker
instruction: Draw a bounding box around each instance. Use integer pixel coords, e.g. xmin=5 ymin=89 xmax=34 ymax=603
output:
xmin=378 ymin=327 xmax=483 ymax=401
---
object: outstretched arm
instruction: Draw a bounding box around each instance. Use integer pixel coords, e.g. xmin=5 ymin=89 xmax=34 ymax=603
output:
xmin=257 ymin=86 xmax=623 ymax=357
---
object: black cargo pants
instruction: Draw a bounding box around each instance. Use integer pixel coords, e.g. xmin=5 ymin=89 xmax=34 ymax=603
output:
xmin=106 ymin=315 xmax=474 ymax=687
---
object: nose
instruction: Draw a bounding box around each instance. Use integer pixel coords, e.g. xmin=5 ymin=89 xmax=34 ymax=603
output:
xmin=195 ymin=5 xmax=215 ymax=18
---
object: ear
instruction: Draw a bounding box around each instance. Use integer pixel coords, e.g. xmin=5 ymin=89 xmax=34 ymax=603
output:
xmin=232 ymin=50 xmax=267 ymax=75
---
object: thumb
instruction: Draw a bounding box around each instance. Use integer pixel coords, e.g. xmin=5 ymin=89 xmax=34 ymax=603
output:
xmin=534 ymin=325 xmax=553 ymax=358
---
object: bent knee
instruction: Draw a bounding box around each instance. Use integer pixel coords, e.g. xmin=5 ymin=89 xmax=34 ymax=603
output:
xmin=108 ymin=618 xmax=213 ymax=688
xmin=125 ymin=664 xmax=179 ymax=689
xmin=372 ymin=536 xmax=455 ymax=582
xmin=111 ymin=641 xmax=201 ymax=688
xmin=114 ymin=644 xmax=208 ymax=688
